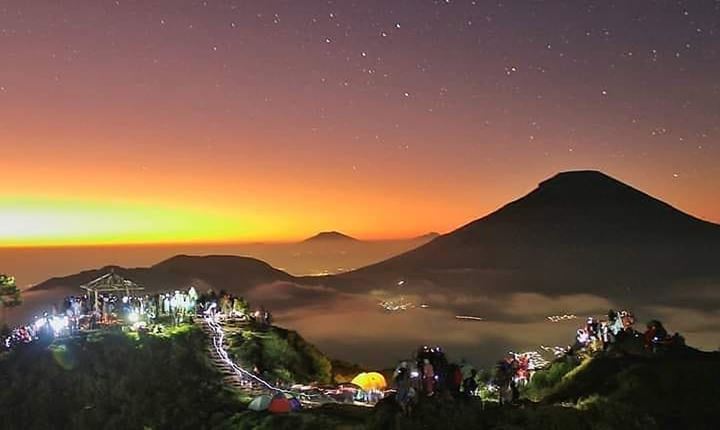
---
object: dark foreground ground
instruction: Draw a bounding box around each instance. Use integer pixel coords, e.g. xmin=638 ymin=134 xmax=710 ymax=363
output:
xmin=1 ymin=324 xmax=718 ymax=430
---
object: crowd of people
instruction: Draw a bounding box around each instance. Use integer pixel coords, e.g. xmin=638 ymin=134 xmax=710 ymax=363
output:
xmin=1 ymin=284 xmax=268 ymax=352
xmin=2 ymin=311 xmax=74 ymax=349
xmin=569 ymin=309 xmax=685 ymax=355
xmin=388 ymin=308 xmax=688 ymax=414
xmin=393 ymin=346 xmax=481 ymax=415
xmin=197 ymin=290 xmax=272 ymax=325
xmin=3 ymin=324 xmax=37 ymax=349
xmin=492 ymin=309 xmax=686 ymax=405
xmin=60 ymin=289 xmax=200 ymax=330
xmin=572 ymin=310 xmax=636 ymax=353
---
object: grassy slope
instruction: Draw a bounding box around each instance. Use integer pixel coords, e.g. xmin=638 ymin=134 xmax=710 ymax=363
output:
xmin=0 ymin=325 xmax=239 ymax=430
xmin=367 ymin=348 xmax=720 ymax=430
xmin=226 ymin=323 xmax=333 ymax=385
xmin=0 ymin=323 xmax=370 ymax=430
xmin=542 ymin=350 xmax=720 ymax=429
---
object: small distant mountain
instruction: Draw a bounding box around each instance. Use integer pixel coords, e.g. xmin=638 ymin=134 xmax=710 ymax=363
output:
xmin=302 ymin=231 xmax=359 ymax=243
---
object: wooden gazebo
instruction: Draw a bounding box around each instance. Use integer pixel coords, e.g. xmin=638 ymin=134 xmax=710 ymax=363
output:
xmin=80 ymin=270 xmax=144 ymax=313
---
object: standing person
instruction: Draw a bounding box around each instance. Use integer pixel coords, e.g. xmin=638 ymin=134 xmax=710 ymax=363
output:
xmin=643 ymin=322 xmax=657 ymax=351
xmin=585 ymin=317 xmax=599 ymax=342
xmin=576 ymin=328 xmax=590 ymax=348
xmin=510 ymin=379 xmax=520 ymax=405
xmin=516 ymin=355 xmax=530 ymax=386
xmin=495 ymin=358 xmax=513 ymax=406
xmin=422 ymin=359 xmax=435 ymax=396
xmin=462 ymin=369 xmax=478 ymax=398
xmin=447 ymin=364 xmax=463 ymax=396
xmin=395 ymin=366 xmax=413 ymax=415
xmin=600 ymin=321 xmax=614 ymax=350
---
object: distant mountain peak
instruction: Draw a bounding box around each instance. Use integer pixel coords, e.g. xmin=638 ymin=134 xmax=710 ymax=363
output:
xmin=302 ymin=231 xmax=358 ymax=243
xmin=516 ymin=169 xmax=656 ymax=209
xmin=539 ymin=170 xmax=626 ymax=190
xmin=546 ymin=169 xmax=612 ymax=179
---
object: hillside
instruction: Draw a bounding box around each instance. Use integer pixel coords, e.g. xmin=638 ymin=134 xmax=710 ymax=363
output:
xmin=368 ymin=348 xmax=720 ymax=430
xmin=31 ymin=255 xmax=295 ymax=294
xmin=3 ymin=312 xmax=719 ymax=429
xmin=225 ymin=322 xmax=334 ymax=385
xmin=0 ymin=325 xmax=238 ymax=429
xmin=342 ymin=171 xmax=720 ymax=303
xmin=6 ymin=255 xmax=299 ymax=327
xmin=0 ymin=322 xmax=366 ymax=429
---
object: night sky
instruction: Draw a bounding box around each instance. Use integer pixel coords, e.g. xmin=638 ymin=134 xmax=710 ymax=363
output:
xmin=1 ymin=0 xmax=719 ymax=245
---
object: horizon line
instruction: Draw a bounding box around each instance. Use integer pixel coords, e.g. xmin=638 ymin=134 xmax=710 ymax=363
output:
xmin=0 ymin=232 xmax=443 ymax=250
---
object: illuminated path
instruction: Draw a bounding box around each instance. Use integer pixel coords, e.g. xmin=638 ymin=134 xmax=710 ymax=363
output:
xmin=198 ymin=315 xmax=323 ymax=405
xmin=199 ymin=315 xmax=285 ymax=394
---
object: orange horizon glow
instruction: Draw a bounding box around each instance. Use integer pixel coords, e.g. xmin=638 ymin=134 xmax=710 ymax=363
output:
xmin=3 ymin=136 xmax=720 ymax=248
xmin=0 ymin=184 xmax=472 ymax=247
xmin=2 ymin=165 xmax=719 ymax=248
xmin=0 ymin=191 xmax=462 ymax=248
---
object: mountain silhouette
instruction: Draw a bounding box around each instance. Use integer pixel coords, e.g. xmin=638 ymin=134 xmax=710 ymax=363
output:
xmin=302 ymin=231 xmax=359 ymax=243
xmin=20 ymin=170 xmax=720 ymax=316
xmin=32 ymin=255 xmax=295 ymax=295
xmin=342 ymin=170 xmax=720 ymax=302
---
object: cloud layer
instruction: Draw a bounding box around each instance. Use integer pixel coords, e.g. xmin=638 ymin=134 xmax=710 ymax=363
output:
xmin=244 ymin=281 xmax=720 ymax=368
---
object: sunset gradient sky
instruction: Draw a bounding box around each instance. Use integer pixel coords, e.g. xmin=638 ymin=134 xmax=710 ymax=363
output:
xmin=1 ymin=0 xmax=719 ymax=246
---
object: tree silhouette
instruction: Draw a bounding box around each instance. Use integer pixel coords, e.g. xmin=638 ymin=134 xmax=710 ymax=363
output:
xmin=0 ymin=274 xmax=22 ymax=327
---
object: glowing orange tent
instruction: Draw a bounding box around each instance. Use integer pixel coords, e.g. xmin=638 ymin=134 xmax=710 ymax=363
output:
xmin=351 ymin=372 xmax=387 ymax=391
xmin=268 ymin=394 xmax=292 ymax=414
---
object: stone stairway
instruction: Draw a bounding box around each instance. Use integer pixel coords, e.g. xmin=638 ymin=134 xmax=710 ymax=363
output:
xmin=196 ymin=315 xmax=330 ymax=407
xmin=196 ymin=316 xmax=276 ymax=398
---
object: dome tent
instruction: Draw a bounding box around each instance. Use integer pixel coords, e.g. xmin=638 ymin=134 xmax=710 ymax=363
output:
xmin=248 ymin=394 xmax=272 ymax=412
xmin=351 ymin=372 xmax=387 ymax=391
xmin=288 ymin=396 xmax=302 ymax=412
xmin=277 ymin=392 xmax=302 ymax=412
xmin=268 ymin=393 xmax=292 ymax=414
